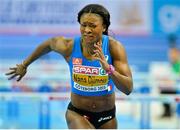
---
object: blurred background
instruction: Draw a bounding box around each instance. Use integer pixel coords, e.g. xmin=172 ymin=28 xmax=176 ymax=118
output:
xmin=0 ymin=0 xmax=180 ymax=129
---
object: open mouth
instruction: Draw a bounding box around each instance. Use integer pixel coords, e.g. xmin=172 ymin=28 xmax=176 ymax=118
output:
xmin=83 ymin=35 xmax=94 ymax=43
xmin=82 ymin=35 xmax=99 ymax=45
xmin=84 ymin=35 xmax=93 ymax=39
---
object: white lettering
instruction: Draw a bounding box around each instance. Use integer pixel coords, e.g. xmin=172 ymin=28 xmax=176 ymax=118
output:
xmin=98 ymin=116 xmax=112 ymax=122
xmin=73 ymin=65 xmax=99 ymax=75
xmin=73 ymin=83 xmax=108 ymax=92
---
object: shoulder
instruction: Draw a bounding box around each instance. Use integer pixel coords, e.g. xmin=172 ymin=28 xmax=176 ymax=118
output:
xmin=50 ymin=36 xmax=74 ymax=56
xmin=108 ymin=36 xmax=127 ymax=61
xmin=52 ymin=36 xmax=74 ymax=48
xmin=109 ymin=36 xmax=125 ymax=52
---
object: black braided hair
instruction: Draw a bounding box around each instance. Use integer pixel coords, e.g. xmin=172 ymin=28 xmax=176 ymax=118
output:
xmin=78 ymin=4 xmax=110 ymax=35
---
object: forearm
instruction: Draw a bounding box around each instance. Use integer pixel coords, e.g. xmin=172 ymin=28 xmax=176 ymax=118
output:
xmin=110 ymin=71 xmax=133 ymax=95
xmin=23 ymin=42 xmax=52 ymax=67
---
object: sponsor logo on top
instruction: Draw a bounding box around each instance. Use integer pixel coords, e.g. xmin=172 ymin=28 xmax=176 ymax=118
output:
xmin=73 ymin=65 xmax=106 ymax=75
xmin=73 ymin=58 xmax=82 ymax=65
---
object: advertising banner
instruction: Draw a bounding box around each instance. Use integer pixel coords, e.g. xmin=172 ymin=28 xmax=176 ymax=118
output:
xmin=153 ymin=0 xmax=180 ymax=34
xmin=0 ymin=0 xmax=151 ymax=35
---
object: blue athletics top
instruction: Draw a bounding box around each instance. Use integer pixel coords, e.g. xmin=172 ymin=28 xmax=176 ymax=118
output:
xmin=68 ymin=35 xmax=115 ymax=96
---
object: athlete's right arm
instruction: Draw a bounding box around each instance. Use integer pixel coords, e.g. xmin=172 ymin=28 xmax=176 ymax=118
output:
xmin=5 ymin=36 xmax=73 ymax=81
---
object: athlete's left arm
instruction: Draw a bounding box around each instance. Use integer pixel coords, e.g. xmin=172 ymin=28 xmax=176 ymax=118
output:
xmin=109 ymin=38 xmax=133 ymax=95
xmin=93 ymin=37 xmax=133 ymax=95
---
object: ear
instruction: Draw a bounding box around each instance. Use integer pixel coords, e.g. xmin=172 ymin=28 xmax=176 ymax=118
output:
xmin=103 ymin=24 xmax=106 ymax=32
xmin=103 ymin=28 xmax=106 ymax=32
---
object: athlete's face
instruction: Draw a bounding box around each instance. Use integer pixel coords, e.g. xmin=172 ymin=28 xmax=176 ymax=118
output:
xmin=80 ymin=13 xmax=105 ymax=44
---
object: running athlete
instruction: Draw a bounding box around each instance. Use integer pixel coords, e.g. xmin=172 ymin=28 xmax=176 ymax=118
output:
xmin=6 ymin=4 xmax=133 ymax=129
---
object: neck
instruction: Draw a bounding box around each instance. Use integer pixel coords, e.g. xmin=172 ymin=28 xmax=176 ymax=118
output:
xmin=81 ymin=38 xmax=102 ymax=57
xmin=82 ymin=41 xmax=95 ymax=56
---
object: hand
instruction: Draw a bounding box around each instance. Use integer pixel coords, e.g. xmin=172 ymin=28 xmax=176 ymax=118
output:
xmin=5 ymin=63 xmax=27 ymax=81
xmin=92 ymin=42 xmax=109 ymax=71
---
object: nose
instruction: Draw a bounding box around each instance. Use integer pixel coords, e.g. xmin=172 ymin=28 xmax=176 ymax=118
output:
xmin=84 ymin=26 xmax=92 ymax=33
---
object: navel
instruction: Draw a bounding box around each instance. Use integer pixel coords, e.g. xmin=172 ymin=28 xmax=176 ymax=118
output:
xmin=92 ymin=103 xmax=96 ymax=109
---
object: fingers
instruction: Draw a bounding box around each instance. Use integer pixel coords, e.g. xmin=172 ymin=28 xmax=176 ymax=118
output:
xmin=8 ymin=74 xmax=18 ymax=80
xmin=93 ymin=48 xmax=104 ymax=60
xmin=17 ymin=75 xmax=23 ymax=82
xmin=92 ymin=42 xmax=108 ymax=69
xmin=92 ymin=42 xmax=106 ymax=61
xmin=94 ymin=42 xmax=102 ymax=51
xmin=6 ymin=71 xmax=25 ymax=81
xmin=5 ymin=70 xmax=16 ymax=75
xmin=92 ymin=53 xmax=103 ymax=63
xmin=6 ymin=64 xmax=26 ymax=81
xmin=6 ymin=67 xmax=17 ymax=75
xmin=93 ymin=50 xmax=101 ymax=58
xmin=10 ymin=67 xmax=16 ymax=70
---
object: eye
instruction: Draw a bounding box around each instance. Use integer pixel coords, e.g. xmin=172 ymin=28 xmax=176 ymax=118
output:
xmin=80 ymin=23 xmax=86 ymax=27
xmin=89 ymin=24 xmax=96 ymax=28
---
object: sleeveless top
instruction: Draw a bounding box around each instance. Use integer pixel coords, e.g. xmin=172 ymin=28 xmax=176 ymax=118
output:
xmin=68 ymin=35 xmax=115 ymax=96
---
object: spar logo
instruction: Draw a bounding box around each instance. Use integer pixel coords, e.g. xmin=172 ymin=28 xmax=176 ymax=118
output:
xmin=73 ymin=65 xmax=107 ymax=75
xmin=73 ymin=65 xmax=99 ymax=75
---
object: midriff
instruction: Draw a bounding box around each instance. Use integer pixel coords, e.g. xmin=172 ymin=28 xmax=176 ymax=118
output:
xmin=71 ymin=92 xmax=115 ymax=112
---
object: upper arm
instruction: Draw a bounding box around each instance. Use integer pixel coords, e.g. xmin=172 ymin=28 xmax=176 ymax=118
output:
xmin=50 ymin=36 xmax=73 ymax=58
xmin=109 ymin=37 xmax=132 ymax=78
